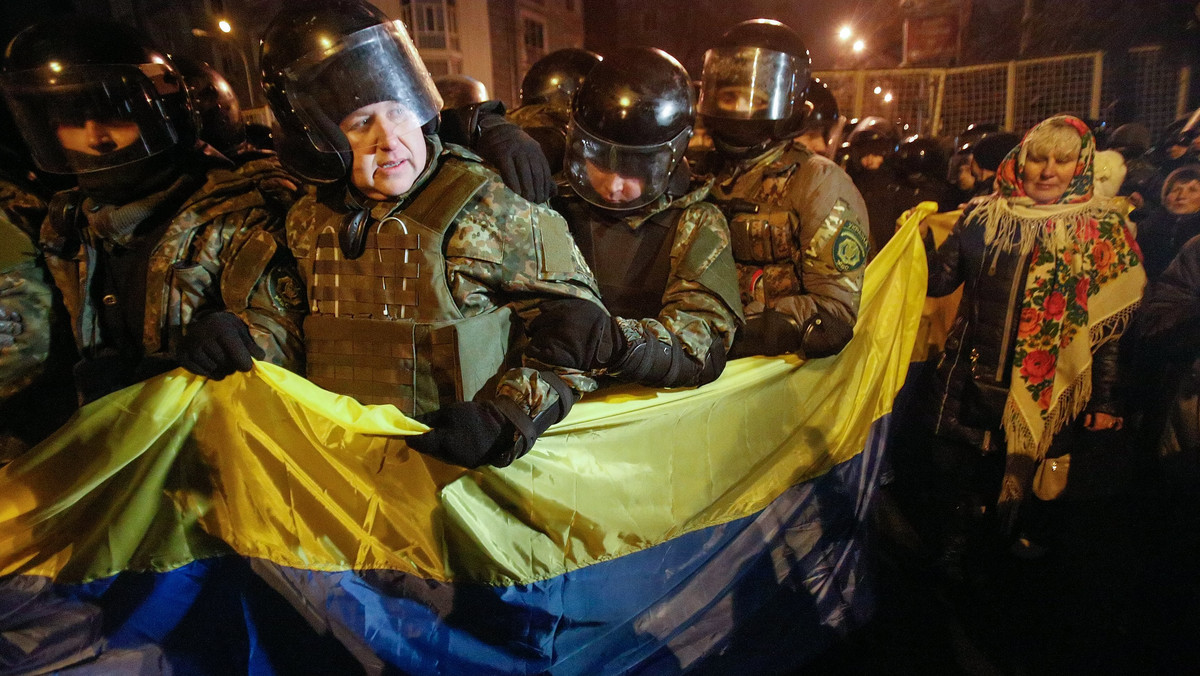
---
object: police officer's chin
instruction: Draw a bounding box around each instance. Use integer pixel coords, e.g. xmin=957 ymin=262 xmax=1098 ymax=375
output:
xmin=72 ymin=147 xmax=181 ymax=205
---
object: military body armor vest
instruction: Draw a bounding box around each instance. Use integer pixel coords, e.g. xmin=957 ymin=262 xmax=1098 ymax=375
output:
xmin=713 ymin=192 xmax=802 ymax=307
xmin=302 ymin=160 xmax=516 ymax=416
xmin=558 ymin=199 xmax=679 ymax=321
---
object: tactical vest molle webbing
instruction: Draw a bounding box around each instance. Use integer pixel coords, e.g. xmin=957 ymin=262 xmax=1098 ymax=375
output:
xmin=303 ymin=161 xmax=516 ymax=417
xmin=559 ymin=199 xmax=680 ymax=320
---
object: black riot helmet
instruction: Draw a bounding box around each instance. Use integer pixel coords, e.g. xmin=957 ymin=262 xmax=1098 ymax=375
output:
xmin=897 ymin=135 xmax=947 ymax=179
xmin=0 ymin=17 xmax=196 ymax=176
xmin=175 ymin=57 xmax=245 ymax=157
xmin=565 ymin=47 xmax=694 ymax=211
xmin=519 ymin=48 xmax=602 ymax=112
xmin=800 ymin=77 xmax=838 ymax=137
xmin=953 ymin=122 xmax=1000 ymax=153
xmin=434 ymin=74 xmax=489 ymax=110
xmin=260 ymin=0 xmax=442 ymax=183
xmin=699 ymin=19 xmax=812 ymax=157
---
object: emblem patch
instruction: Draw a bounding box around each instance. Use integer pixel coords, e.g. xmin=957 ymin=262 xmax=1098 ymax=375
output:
xmin=833 ymin=219 xmax=869 ymax=272
xmin=269 ymin=266 xmax=306 ymax=311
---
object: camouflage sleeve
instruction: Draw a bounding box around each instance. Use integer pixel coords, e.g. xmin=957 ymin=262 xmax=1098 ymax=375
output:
xmin=773 ymin=157 xmax=868 ymax=343
xmin=633 ymin=201 xmax=744 ymax=365
xmin=445 ymin=173 xmax=604 ymax=418
xmin=0 ymin=215 xmax=51 ymax=401
xmin=214 ymin=206 xmax=308 ymax=374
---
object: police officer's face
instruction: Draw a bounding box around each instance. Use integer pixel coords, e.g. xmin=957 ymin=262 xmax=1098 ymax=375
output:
xmin=1022 ymin=150 xmax=1078 ymax=204
xmin=585 ymin=160 xmax=644 ymax=204
xmin=796 ymin=131 xmax=827 ymax=155
xmin=860 ymin=153 xmax=884 ymax=171
xmin=1166 ymin=178 xmax=1200 ymax=215
xmin=56 ymin=119 xmax=143 ymax=155
xmin=714 ymin=86 xmax=770 ymax=116
xmin=341 ymin=101 xmax=428 ymax=200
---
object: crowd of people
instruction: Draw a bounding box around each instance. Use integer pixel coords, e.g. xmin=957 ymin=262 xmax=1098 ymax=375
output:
xmin=1 ymin=0 xmax=1199 ymax=671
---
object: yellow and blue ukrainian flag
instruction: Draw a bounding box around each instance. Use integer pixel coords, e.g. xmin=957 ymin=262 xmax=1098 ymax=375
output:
xmin=0 ymin=210 xmax=929 ymax=674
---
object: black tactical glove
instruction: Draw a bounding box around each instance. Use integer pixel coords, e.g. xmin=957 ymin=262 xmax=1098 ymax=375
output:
xmin=0 ymin=306 xmax=22 ymax=349
xmin=178 ymin=311 xmax=265 ymax=380
xmin=729 ymin=310 xmax=803 ymax=358
xmin=408 ymin=373 xmax=578 ymax=468
xmin=406 ymin=400 xmax=514 ymax=468
xmin=525 ymin=298 xmax=624 ymax=371
xmin=475 ymin=119 xmax=555 ymax=203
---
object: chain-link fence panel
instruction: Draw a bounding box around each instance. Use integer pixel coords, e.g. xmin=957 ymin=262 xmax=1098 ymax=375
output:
xmin=857 ymin=69 xmax=941 ymax=136
xmin=1012 ymin=54 xmax=1098 ymax=133
xmin=818 ymin=46 xmax=1189 ymax=144
xmin=1129 ymin=46 xmax=1185 ymax=139
xmin=940 ymin=63 xmax=1007 ymax=140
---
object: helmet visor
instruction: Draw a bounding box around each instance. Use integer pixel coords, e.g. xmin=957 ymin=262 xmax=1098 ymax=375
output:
xmin=283 ymin=21 xmax=442 ymax=153
xmin=565 ymin=120 xmax=689 ymax=210
xmin=698 ymin=46 xmax=802 ymax=122
xmin=0 ymin=63 xmax=181 ymax=174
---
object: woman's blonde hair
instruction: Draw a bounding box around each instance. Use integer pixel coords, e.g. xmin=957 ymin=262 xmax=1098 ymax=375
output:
xmin=1021 ymin=118 xmax=1083 ymax=163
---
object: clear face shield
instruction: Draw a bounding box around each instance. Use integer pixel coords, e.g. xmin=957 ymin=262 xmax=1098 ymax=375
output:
xmin=697 ymin=46 xmax=803 ymax=122
xmin=565 ymin=120 xmax=690 ymax=211
xmin=282 ymin=21 xmax=442 ymax=155
xmin=0 ymin=63 xmax=183 ymax=174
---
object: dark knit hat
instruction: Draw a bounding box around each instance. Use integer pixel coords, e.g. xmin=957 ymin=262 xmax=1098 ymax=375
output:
xmin=972 ymin=132 xmax=1020 ymax=172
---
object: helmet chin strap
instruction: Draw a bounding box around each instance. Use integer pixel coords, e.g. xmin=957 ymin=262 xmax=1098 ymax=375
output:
xmin=712 ymin=133 xmax=775 ymax=161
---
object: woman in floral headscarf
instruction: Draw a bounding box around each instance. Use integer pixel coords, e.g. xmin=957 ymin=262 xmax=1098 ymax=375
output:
xmin=920 ymin=115 xmax=1146 ymax=565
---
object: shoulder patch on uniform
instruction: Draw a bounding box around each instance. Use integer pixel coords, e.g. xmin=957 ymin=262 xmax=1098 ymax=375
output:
xmin=268 ymin=265 xmax=306 ymax=312
xmin=831 ymin=199 xmax=869 ymax=272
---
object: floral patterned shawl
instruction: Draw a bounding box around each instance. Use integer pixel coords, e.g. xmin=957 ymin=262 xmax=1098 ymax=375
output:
xmin=976 ymin=116 xmax=1145 ymax=519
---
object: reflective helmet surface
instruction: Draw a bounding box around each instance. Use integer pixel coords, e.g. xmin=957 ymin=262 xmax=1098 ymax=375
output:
xmin=698 ymin=19 xmax=812 ymax=153
xmin=260 ymin=0 xmax=442 ymax=182
xmin=953 ymin=122 xmax=1000 ymax=153
xmin=0 ymin=17 xmax=195 ymax=175
xmin=800 ymin=77 xmax=838 ymax=135
xmin=175 ymin=57 xmax=245 ymax=156
xmin=566 ymin=47 xmax=694 ymax=210
xmin=897 ymin=135 xmax=947 ymax=177
xmin=434 ymin=74 xmax=489 ymax=110
xmin=519 ymin=48 xmax=601 ymax=111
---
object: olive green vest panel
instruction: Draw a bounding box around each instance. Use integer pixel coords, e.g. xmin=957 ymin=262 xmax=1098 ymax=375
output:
xmin=302 ymin=161 xmax=515 ymax=416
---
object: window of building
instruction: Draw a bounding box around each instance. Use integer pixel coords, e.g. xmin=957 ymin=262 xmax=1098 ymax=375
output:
xmin=401 ymin=0 xmax=459 ymax=52
xmin=523 ymin=15 xmax=546 ymax=68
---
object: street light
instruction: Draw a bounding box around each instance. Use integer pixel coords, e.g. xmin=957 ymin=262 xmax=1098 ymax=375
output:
xmin=837 ymin=25 xmax=852 ymax=41
xmin=852 ymin=39 xmax=865 ymax=54
xmin=192 ymin=24 xmax=256 ymax=107
xmin=883 ymin=92 xmax=894 ymax=103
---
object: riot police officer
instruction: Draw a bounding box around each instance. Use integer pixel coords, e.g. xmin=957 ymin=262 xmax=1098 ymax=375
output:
xmin=697 ymin=19 xmax=869 ymax=359
xmin=534 ymin=47 xmax=743 ymax=388
xmin=507 ymin=48 xmax=603 ymax=175
xmin=794 ymin=78 xmax=840 ymax=156
xmin=260 ymin=0 xmax=607 ymax=468
xmin=0 ymin=17 xmax=306 ymax=403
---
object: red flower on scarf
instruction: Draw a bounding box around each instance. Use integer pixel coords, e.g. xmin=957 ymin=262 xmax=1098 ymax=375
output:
xmin=1021 ymin=350 xmax=1056 ymax=385
xmin=1044 ymin=291 xmax=1066 ymax=320
xmin=1018 ymin=307 xmax=1042 ymax=337
xmin=1080 ymin=218 xmax=1100 ymax=241
xmin=1075 ymin=277 xmax=1090 ymax=310
xmin=1038 ymin=386 xmax=1054 ymax=410
xmin=1094 ymin=240 xmax=1115 ymax=273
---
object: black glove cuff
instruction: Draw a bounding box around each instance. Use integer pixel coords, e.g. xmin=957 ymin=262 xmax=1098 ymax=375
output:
xmin=488 ymin=371 xmax=578 ymax=466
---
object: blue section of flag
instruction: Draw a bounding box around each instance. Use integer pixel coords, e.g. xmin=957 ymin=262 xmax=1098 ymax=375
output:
xmin=2 ymin=417 xmax=886 ymax=675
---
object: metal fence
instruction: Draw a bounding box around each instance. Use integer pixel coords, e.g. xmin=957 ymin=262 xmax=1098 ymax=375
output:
xmin=816 ymin=46 xmax=1191 ymax=140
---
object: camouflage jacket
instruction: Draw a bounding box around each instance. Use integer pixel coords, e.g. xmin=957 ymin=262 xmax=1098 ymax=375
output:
xmin=39 ymin=154 xmax=307 ymax=373
xmin=555 ymin=180 xmax=744 ymax=374
xmin=0 ymin=179 xmax=50 ymax=401
xmin=708 ymin=141 xmax=869 ymax=351
xmin=286 ymin=141 xmax=604 ymax=421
